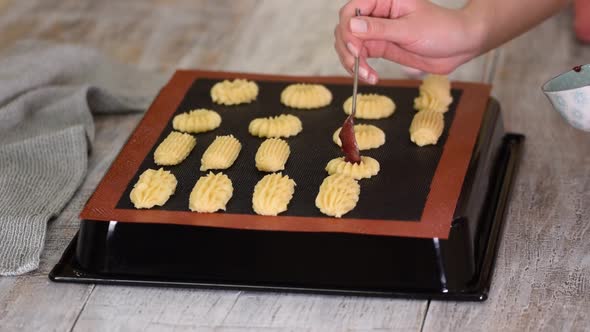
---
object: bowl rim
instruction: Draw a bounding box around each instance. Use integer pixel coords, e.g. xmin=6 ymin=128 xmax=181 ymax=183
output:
xmin=542 ymin=64 xmax=590 ymax=93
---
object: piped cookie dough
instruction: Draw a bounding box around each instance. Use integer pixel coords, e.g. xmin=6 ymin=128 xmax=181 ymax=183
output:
xmin=280 ymin=83 xmax=332 ymax=109
xmin=343 ymin=93 xmax=395 ymax=119
xmin=315 ymin=174 xmax=360 ymax=218
xmin=130 ymin=168 xmax=177 ymax=209
xmin=211 ymin=79 xmax=258 ymax=105
xmin=248 ymin=114 xmax=302 ymax=138
xmin=252 ymin=173 xmax=296 ymax=216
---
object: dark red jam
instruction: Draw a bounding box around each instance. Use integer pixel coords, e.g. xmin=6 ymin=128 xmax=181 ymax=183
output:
xmin=339 ymin=116 xmax=361 ymax=164
xmin=573 ymin=65 xmax=582 ymax=72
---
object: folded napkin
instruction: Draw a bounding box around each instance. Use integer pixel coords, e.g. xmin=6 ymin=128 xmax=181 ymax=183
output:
xmin=0 ymin=41 xmax=167 ymax=275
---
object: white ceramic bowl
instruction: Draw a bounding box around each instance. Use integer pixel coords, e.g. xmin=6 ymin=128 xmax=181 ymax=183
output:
xmin=542 ymin=64 xmax=590 ymax=131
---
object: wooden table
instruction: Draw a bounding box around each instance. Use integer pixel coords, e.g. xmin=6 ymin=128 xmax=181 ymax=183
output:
xmin=0 ymin=1 xmax=588 ymax=331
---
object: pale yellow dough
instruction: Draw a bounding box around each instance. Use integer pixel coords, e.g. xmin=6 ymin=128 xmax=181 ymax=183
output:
xmin=280 ymin=83 xmax=332 ymax=109
xmin=211 ymin=79 xmax=258 ymax=105
xmin=255 ymin=138 xmax=291 ymax=172
xmin=252 ymin=173 xmax=296 ymax=216
xmin=172 ymin=109 xmax=221 ymax=134
xmin=414 ymin=74 xmax=453 ymax=113
xmin=154 ymin=131 xmax=196 ymax=166
xmin=315 ymin=174 xmax=360 ymax=218
xmin=409 ymin=109 xmax=444 ymax=146
xmin=332 ymin=124 xmax=385 ymax=150
xmin=129 ymin=168 xmax=177 ymax=209
xmin=325 ymin=156 xmax=380 ymax=180
xmin=343 ymin=94 xmax=395 ymax=119
xmin=200 ymin=135 xmax=242 ymax=171
xmin=189 ymin=172 xmax=233 ymax=213
xmin=248 ymin=114 xmax=302 ymax=138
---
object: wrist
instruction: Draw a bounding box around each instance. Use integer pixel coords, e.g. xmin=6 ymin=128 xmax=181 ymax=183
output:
xmin=459 ymin=1 xmax=490 ymax=57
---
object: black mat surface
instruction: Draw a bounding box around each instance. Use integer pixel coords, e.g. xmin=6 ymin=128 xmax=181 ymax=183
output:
xmin=116 ymin=79 xmax=462 ymax=221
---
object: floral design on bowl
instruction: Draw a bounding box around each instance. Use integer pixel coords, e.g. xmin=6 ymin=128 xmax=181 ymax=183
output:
xmin=542 ymin=64 xmax=590 ymax=131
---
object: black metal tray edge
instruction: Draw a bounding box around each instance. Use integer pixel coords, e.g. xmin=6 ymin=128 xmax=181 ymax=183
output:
xmin=49 ymin=134 xmax=524 ymax=301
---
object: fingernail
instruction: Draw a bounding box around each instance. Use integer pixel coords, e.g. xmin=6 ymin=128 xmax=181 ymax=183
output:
xmin=368 ymin=74 xmax=378 ymax=85
xmin=350 ymin=18 xmax=367 ymax=33
xmin=358 ymin=66 xmax=369 ymax=79
xmin=346 ymin=42 xmax=359 ymax=57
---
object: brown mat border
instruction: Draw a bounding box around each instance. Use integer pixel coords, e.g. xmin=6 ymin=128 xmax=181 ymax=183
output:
xmin=80 ymin=70 xmax=491 ymax=239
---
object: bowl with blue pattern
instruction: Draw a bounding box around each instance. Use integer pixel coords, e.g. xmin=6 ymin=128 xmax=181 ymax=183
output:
xmin=542 ymin=64 xmax=590 ymax=131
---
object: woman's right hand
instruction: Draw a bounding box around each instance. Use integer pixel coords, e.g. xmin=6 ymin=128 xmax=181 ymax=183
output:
xmin=334 ymin=0 xmax=486 ymax=84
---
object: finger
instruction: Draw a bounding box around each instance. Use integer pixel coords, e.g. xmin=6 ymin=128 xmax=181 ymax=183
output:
xmin=358 ymin=55 xmax=379 ymax=84
xmin=336 ymin=20 xmax=380 ymax=83
xmin=339 ymin=0 xmax=379 ymax=22
xmin=338 ymin=21 xmax=364 ymax=58
xmin=345 ymin=43 xmax=378 ymax=84
xmin=336 ymin=23 xmax=377 ymax=82
xmin=350 ymin=16 xmax=417 ymax=45
xmin=334 ymin=26 xmax=355 ymax=75
xmin=339 ymin=0 xmax=417 ymax=21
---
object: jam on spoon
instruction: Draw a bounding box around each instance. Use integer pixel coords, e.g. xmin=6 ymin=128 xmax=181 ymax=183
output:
xmin=573 ymin=65 xmax=582 ymax=72
xmin=339 ymin=115 xmax=361 ymax=163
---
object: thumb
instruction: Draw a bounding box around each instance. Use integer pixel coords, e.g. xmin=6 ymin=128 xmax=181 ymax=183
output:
xmin=350 ymin=16 xmax=414 ymax=45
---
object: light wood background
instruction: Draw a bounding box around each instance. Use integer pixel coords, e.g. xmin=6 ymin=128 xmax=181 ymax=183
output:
xmin=0 ymin=1 xmax=588 ymax=331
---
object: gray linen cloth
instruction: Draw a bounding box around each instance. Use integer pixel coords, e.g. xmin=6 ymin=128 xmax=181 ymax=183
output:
xmin=0 ymin=42 xmax=167 ymax=275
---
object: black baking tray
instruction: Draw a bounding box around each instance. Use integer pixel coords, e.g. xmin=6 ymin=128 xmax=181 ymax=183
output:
xmin=50 ymin=86 xmax=524 ymax=300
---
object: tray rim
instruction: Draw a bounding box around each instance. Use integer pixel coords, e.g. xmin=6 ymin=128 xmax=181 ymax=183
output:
xmin=50 ymin=134 xmax=524 ymax=301
xmin=79 ymin=70 xmax=492 ymax=239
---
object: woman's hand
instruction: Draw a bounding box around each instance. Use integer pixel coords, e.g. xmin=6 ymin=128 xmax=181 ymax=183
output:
xmin=334 ymin=0 xmax=486 ymax=84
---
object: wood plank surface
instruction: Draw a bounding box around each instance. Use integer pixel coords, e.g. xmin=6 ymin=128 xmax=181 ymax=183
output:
xmin=0 ymin=1 xmax=432 ymax=331
xmin=2 ymin=1 xmax=586 ymax=332
xmin=73 ymin=288 xmax=426 ymax=332
xmin=0 ymin=113 xmax=141 ymax=332
xmin=423 ymin=9 xmax=590 ymax=332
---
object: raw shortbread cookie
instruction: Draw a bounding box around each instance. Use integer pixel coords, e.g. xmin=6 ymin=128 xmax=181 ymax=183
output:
xmin=172 ymin=109 xmax=221 ymax=134
xmin=255 ymin=138 xmax=291 ymax=172
xmin=154 ymin=131 xmax=196 ymax=166
xmin=325 ymin=156 xmax=380 ymax=180
xmin=200 ymin=135 xmax=242 ymax=171
xmin=414 ymin=74 xmax=453 ymax=113
xmin=315 ymin=174 xmax=360 ymax=218
xmin=332 ymin=124 xmax=385 ymax=150
xmin=409 ymin=109 xmax=444 ymax=146
xmin=280 ymin=83 xmax=332 ymax=109
xmin=129 ymin=168 xmax=177 ymax=209
xmin=211 ymin=79 xmax=259 ymax=105
xmin=189 ymin=172 xmax=233 ymax=213
xmin=343 ymin=93 xmax=395 ymax=119
xmin=248 ymin=114 xmax=302 ymax=138
xmin=252 ymin=173 xmax=296 ymax=216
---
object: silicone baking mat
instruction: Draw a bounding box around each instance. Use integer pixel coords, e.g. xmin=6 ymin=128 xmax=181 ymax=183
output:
xmin=81 ymin=70 xmax=491 ymax=238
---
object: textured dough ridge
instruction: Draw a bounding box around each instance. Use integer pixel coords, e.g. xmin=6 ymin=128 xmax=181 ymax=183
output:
xmin=130 ymin=168 xmax=177 ymax=209
xmin=189 ymin=172 xmax=233 ymax=213
xmin=332 ymin=124 xmax=385 ymax=150
xmin=248 ymin=114 xmax=302 ymax=138
xmin=211 ymin=79 xmax=258 ymax=105
xmin=414 ymin=74 xmax=453 ymax=113
xmin=315 ymin=174 xmax=360 ymax=218
xmin=200 ymin=135 xmax=242 ymax=171
xmin=280 ymin=83 xmax=332 ymax=109
xmin=409 ymin=109 xmax=444 ymax=146
xmin=154 ymin=131 xmax=196 ymax=165
xmin=325 ymin=156 xmax=380 ymax=180
xmin=172 ymin=109 xmax=221 ymax=134
xmin=255 ymin=138 xmax=291 ymax=172
xmin=343 ymin=93 xmax=395 ymax=119
xmin=252 ymin=173 xmax=296 ymax=216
